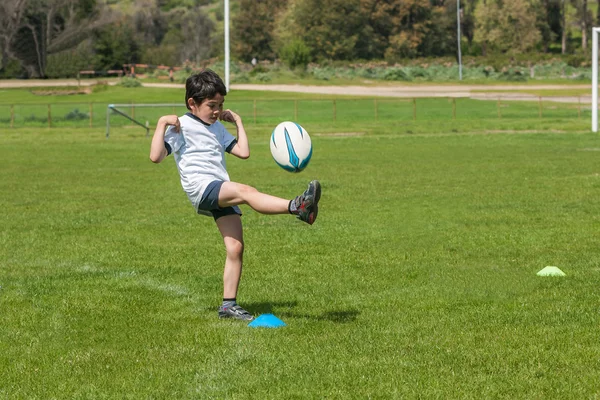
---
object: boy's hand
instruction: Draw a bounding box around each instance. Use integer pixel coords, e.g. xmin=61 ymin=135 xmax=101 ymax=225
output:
xmin=160 ymin=115 xmax=180 ymax=132
xmin=220 ymin=109 xmax=241 ymax=124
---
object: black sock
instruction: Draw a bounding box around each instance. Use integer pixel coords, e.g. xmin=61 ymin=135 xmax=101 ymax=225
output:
xmin=288 ymin=199 xmax=297 ymax=214
xmin=222 ymin=298 xmax=236 ymax=307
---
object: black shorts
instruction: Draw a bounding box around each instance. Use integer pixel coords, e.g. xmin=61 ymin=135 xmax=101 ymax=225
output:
xmin=198 ymin=180 xmax=242 ymax=221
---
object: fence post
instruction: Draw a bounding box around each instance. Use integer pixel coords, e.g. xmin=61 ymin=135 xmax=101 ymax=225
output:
xmin=538 ymin=96 xmax=542 ymax=119
xmin=452 ymin=98 xmax=456 ymax=120
xmin=10 ymin=105 xmax=14 ymax=128
xmin=374 ymin=99 xmax=378 ymax=121
xmin=578 ymin=96 xmax=581 ymax=119
xmin=89 ymin=103 xmax=93 ymax=128
xmin=412 ymin=98 xmax=416 ymax=121
xmin=106 ymin=105 xmax=110 ymax=138
xmin=48 ymin=104 xmax=52 ymax=128
xmin=333 ymin=99 xmax=337 ymax=122
xmin=131 ymin=101 xmax=135 ymax=120
xmin=497 ymin=96 xmax=502 ymax=118
xmin=294 ymin=99 xmax=298 ymax=121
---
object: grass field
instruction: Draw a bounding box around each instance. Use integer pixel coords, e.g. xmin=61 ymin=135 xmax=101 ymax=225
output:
xmin=2 ymin=113 xmax=600 ymax=397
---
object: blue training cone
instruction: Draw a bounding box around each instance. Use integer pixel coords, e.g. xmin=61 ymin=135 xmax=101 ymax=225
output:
xmin=248 ymin=314 xmax=286 ymax=328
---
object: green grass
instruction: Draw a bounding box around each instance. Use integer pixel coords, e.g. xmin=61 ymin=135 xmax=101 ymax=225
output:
xmin=2 ymin=124 xmax=600 ymax=398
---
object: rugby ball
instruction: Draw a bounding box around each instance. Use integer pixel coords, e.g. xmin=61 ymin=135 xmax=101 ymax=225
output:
xmin=270 ymin=121 xmax=312 ymax=172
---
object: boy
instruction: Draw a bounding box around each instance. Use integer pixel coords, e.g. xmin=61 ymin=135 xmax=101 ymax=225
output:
xmin=149 ymin=69 xmax=321 ymax=321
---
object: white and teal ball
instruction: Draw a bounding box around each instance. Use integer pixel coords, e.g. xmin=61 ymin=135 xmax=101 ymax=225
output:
xmin=270 ymin=121 xmax=312 ymax=172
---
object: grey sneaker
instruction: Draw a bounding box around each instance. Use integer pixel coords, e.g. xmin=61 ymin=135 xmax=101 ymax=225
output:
xmin=292 ymin=180 xmax=321 ymax=225
xmin=218 ymin=304 xmax=254 ymax=321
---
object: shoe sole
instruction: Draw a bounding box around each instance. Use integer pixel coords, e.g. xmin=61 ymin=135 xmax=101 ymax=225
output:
xmin=308 ymin=204 xmax=318 ymax=225
xmin=219 ymin=313 xmax=254 ymax=321
xmin=218 ymin=307 xmax=255 ymax=321
xmin=305 ymin=180 xmax=321 ymax=207
xmin=312 ymin=180 xmax=321 ymax=205
xmin=307 ymin=180 xmax=321 ymax=225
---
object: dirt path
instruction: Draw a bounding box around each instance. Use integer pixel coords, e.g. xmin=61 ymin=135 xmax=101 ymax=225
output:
xmin=0 ymin=80 xmax=592 ymax=103
xmin=229 ymin=83 xmax=592 ymax=103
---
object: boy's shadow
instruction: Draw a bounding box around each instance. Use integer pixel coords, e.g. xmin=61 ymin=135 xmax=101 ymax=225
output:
xmin=245 ymin=301 xmax=360 ymax=324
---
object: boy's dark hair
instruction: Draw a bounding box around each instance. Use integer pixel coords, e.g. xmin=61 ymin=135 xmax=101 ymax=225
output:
xmin=185 ymin=69 xmax=227 ymax=110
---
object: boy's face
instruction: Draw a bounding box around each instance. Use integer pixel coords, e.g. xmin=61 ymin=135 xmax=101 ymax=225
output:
xmin=188 ymin=94 xmax=224 ymax=124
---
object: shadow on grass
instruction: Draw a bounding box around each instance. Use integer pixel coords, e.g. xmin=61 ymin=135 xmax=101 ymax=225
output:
xmin=245 ymin=301 xmax=360 ymax=323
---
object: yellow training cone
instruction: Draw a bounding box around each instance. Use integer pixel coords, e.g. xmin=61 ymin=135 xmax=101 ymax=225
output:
xmin=537 ymin=266 xmax=566 ymax=277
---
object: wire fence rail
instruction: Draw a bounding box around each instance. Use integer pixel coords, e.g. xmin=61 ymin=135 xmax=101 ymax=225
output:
xmin=0 ymin=97 xmax=591 ymax=132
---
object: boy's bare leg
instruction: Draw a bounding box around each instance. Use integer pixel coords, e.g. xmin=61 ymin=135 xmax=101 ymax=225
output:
xmin=218 ymin=182 xmax=289 ymax=214
xmin=215 ymin=214 xmax=253 ymax=321
xmin=215 ymin=214 xmax=244 ymax=299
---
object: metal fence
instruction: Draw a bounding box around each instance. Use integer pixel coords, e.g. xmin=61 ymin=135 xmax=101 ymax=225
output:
xmin=0 ymin=97 xmax=591 ymax=131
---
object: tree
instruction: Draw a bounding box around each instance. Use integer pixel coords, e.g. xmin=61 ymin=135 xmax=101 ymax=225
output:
xmin=460 ymin=0 xmax=477 ymax=47
xmin=133 ymin=0 xmax=169 ymax=47
xmin=176 ymin=9 xmax=214 ymax=64
xmin=422 ymin=0 xmax=461 ymax=58
xmin=1 ymin=0 xmax=114 ymax=77
xmin=280 ymin=0 xmax=366 ymax=61
xmin=562 ymin=0 xmax=567 ymax=53
xmin=232 ymin=0 xmax=287 ymax=62
xmin=0 ymin=0 xmax=28 ymax=74
xmin=359 ymin=0 xmax=436 ymax=60
xmin=93 ymin=17 xmax=140 ymax=70
xmin=161 ymin=8 xmax=214 ymax=65
xmin=474 ymin=0 xmax=541 ymax=53
xmin=543 ymin=0 xmax=562 ymax=43
xmin=570 ymin=0 xmax=592 ymax=51
xmin=534 ymin=0 xmax=560 ymax=53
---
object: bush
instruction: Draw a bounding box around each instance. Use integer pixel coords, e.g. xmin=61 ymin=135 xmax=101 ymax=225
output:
xmin=382 ymin=68 xmax=411 ymax=81
xmin=356 ymin=67 xmax=379 ymax=79
xmin=119 ymin=77 xmax=142 ymax=87
xmin=142 ymin=45 xmax=178 ymax=67
xmin=248 ymin=65 xmax=269 ymax=76
xmin=46 ymin=41 xmax=96 ymax=79
xmin=497 ymin=68 xmax=528 ymax=82
xmin=279 ymin=39 xmax=311 ymax=70
xmin=233 ymin=73 xmax=250 ymax=83
xmin=0 ymin=59 xmax=25 ymax=79
xmin=405 ymin=66 xmax=428 ymax=79
xmin=24 ymin=114 xmax=48 ymax=123
xmin=174 ymin=70 xmax=191 ymax=84
xmin=565 ymin=53 xmax=587 ymax=68
xmin=91 ymin=81 xmax=110 ymax=93
xmin=254 ymin=73 xmax=272 ymax=82
xmin=572 ymin=73 xmax=589 ymax=80
xmin=64 ymin=109 xmax=89 ymax=121
xmin=463 ymin=66 xmax=494 ymax=80
xmin=311 ymin=67 xmax=335 ymax=81
xmin=150 ymin=69 xmax=170 ymax=79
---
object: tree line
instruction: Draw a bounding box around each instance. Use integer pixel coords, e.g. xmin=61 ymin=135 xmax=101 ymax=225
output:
xmin=0 ymin=0 xmax=598 ymax=79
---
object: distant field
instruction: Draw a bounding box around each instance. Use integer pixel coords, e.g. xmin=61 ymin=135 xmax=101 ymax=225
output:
xmin=2 ymin=127 xmax=600 ymax=398
xmin=0 ymin=86 xmax=592 ymax=134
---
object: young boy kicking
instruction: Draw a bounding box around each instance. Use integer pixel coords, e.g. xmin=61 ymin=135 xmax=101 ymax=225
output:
xmin=149 ymin=69 xmax=320 ymax=321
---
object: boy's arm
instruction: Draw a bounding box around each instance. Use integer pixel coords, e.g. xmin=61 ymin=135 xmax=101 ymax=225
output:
xmin=150 ymin=115 xmax=180 ymax=163
xmin=221 ymin=110 xmax=249 ymax=159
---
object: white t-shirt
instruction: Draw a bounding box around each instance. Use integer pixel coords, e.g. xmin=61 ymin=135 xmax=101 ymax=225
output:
xmin=164 ymin=112 xmax=237 ymax=212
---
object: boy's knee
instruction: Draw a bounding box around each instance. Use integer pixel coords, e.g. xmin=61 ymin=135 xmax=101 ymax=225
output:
xmin=224 ymin=238 xmax=244 ymax=259
xmin=235 ymin=184 xmax=258 ymax=204
xmin=239 ymin=184 xmax=258 ymax=197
